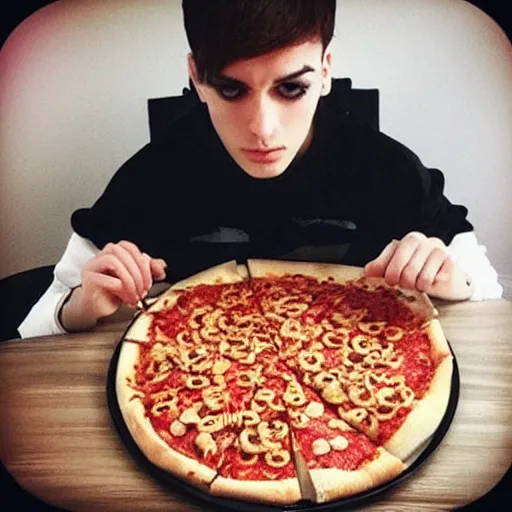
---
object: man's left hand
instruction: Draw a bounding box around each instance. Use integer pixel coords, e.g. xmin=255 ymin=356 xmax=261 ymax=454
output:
xmin=364 ymin=232 xmax=472 ymax=300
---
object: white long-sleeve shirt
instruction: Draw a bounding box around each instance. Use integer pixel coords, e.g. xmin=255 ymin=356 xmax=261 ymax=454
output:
xmin=18 ymin=231 xmax=503 ymax=339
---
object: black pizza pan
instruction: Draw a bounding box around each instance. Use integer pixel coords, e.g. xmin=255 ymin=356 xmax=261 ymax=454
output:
xmin=106 ymin=335 xmax=460 ymax=512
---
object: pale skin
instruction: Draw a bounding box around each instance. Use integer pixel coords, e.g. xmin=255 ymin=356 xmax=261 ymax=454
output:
xmin=61 ymin=40 xmax=472 ymax=332
xmin=61 ymin=242 xmax=166 ymax=332
xmin=364 ymin=232 xmax=473 ymax=301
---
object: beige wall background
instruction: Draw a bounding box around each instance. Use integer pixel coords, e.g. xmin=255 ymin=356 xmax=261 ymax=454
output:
xmin=1 ymin=0 xmax=511 ymax=279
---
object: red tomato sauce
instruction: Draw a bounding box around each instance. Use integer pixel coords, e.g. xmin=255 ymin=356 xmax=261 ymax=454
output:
xmin=294 ymin=424 xmax=377 ymax=471
xmin=150 ymin=425 xmax=224 ymax=470
xmin=392 ymin=332 xmax=434 ymax=397
xmin=375 ymin=408 xmax=410 ymax=444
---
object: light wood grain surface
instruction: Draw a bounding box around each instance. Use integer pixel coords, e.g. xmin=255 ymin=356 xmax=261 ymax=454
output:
xmin=1 ymin=300 xmax=511 ymax=512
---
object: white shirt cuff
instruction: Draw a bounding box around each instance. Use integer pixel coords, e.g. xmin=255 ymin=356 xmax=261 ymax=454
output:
xmin=448 ymin=232 xmax=503 ymax=301
xmin=18 ymin=233 xmax=99 ymax=338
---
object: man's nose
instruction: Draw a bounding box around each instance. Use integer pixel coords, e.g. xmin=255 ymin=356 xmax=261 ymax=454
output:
xmin=248 ymin=96 xmax=278 ymax=143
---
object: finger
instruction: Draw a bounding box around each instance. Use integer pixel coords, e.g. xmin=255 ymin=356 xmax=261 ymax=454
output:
xmin=364 ymin=240 xmax=399 ymax=277
xmin=150 ymin=258 xmax=167 ymax=281
xmin=416 ymin=248 xmax=450 ymax=292
xmin=85 ymin=271 xmax=122 ymax=294
xmin=384 ymin=233 xmax=426 ymax=286
xmin=399 ymin=241 xmax=438 ymax=289
xmin=87 ymin=253 xmax=140 ymax=305
xmin=83 ymin=272 xmax=126 ymax=305
xmin=82 ymin=273 xmax=133 ymax=318
xmin=141 ymin=253 xmax=153 ymax=294
xmin=117 ymin=241 xmax=152 ymax=293
xmin=434 ymin=254 xmax=458 ymax=283
xmin=106 ymin=242 xmax=147 ymax=296
xmin=119 ymin=241 xmax=152 ymax=292
xmin=103 ymin=243 xmax=146 ymax=298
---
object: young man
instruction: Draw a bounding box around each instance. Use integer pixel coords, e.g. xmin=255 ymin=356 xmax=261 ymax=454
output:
xmin=19 ymin=0 xmax=502 ymax=338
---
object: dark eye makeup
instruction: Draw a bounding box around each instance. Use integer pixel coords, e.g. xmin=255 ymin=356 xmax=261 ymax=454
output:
xmin=210 ymin=79 xmax=310 ymax=102
xmin=276 ymin=81 xmax=309 ymax=100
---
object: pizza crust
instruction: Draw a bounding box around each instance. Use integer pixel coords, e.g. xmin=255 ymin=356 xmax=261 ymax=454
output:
xmin=247 ymin=259 xmax=364 ymax=283
xmin=383 ymin=355 xmax=453 ymax=461
xmin=305 ymin=263 xmax=366 ymax=283
xmin=402 ymin=292 xmax=438 ymax=323
xmin=143 ymin=288 xmax=182 ymax=314
xmin=210 ymin=475 xmax=301 ymax=504
xmin=170 ymin=260 xmax=246 ymax=290
xmin=123 ymin=400 xmax=217 ymax=488
xmin=115 ymin=341 xmax=141 ymax=409
xmin=123 ymin=311 xmax=153 ymax=341
xmin=427 ymin=319 xmax=452 ymax=360
xmin=115 ymin=343 xmax=217 ymax=488
xmin=307 ymin=448 xmax=405 ymax=502
xmin=236 ymin=263 xmax=249 ymax=279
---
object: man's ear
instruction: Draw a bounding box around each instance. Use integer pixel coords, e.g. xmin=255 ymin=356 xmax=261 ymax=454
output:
xmin=187 ymin=53 xmax=207 ymax=103
xmin=320 ymin=43 xmax=333 ymax=96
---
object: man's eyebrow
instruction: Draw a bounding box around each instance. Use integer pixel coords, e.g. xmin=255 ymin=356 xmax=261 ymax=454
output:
xmin=275 ymin=65 xmax=316 ymax=83
xmin=212 ymin=65 xmax=316 ymax=87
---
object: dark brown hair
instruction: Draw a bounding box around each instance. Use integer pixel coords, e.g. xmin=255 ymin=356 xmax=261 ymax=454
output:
xmin=182 ymin=0 xmax=336 ymax=83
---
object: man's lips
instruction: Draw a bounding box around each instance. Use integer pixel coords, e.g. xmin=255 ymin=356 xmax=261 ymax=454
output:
xmin=241 ymin=147 xmax=286 ymax=163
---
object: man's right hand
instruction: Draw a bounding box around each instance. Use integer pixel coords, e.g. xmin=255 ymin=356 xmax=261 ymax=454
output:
xmin=60 ymin=241 xmax=167 ymax=332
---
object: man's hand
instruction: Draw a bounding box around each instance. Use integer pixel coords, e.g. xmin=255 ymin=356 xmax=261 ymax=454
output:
xmin=61 ymin=241 xmax=167 ymax=331
xmin=364 ymin=232 xmax=473 ymax=300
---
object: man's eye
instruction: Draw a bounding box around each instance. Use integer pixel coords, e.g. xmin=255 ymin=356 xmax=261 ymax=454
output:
xmin=277 ymin=82 xmax=308 ymax=100
xmin=217 ymin=86 xmax=244 ymax=100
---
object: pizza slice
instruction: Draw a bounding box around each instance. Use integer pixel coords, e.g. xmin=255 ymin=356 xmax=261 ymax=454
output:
xmin=118 ymin=273 xmax=302 ymax=504
xmin=116 ymin=340 xmax=220 ymax=488
xmin=258 ymin=359 xmax=405 ymax=503
xmin=249 ymin=260 xmax=451 ymax=462
xmin=247 ymin=258 xmax=437 ymax=327
xmin=208 ymin=358 xmax=302 ymax=503
xmin=206 ymin=301 xmax=304 ymax=504
xmin=209 ymin=415 xmax=301 ymax=504
xmin=349 ymin=319 xmax=453 ymax=460
xmin=247 ymin=258 xmax=364 ymax=282
xmin=123 ymin=265 xmax=252 ymax=342
xmin=166 ymin=259 xmax=247 ymax=291
xmin=292 ymin=311 xmax=452 ymax=461
xmin=139 ymin=259 xmax=248 ymax=316
xmin=116 ymin=336 xmax=280 ymax=490
xmin=287 ymin=387 xmax=405 ymax=503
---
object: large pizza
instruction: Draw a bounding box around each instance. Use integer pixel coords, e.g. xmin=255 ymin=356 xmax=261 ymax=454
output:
xmin=115 ymin=259 xmax=453 ymax=505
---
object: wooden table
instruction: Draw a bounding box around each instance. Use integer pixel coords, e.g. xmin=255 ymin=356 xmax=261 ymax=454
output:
xmin=1 ymin=300 xmax=511 ymax=511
